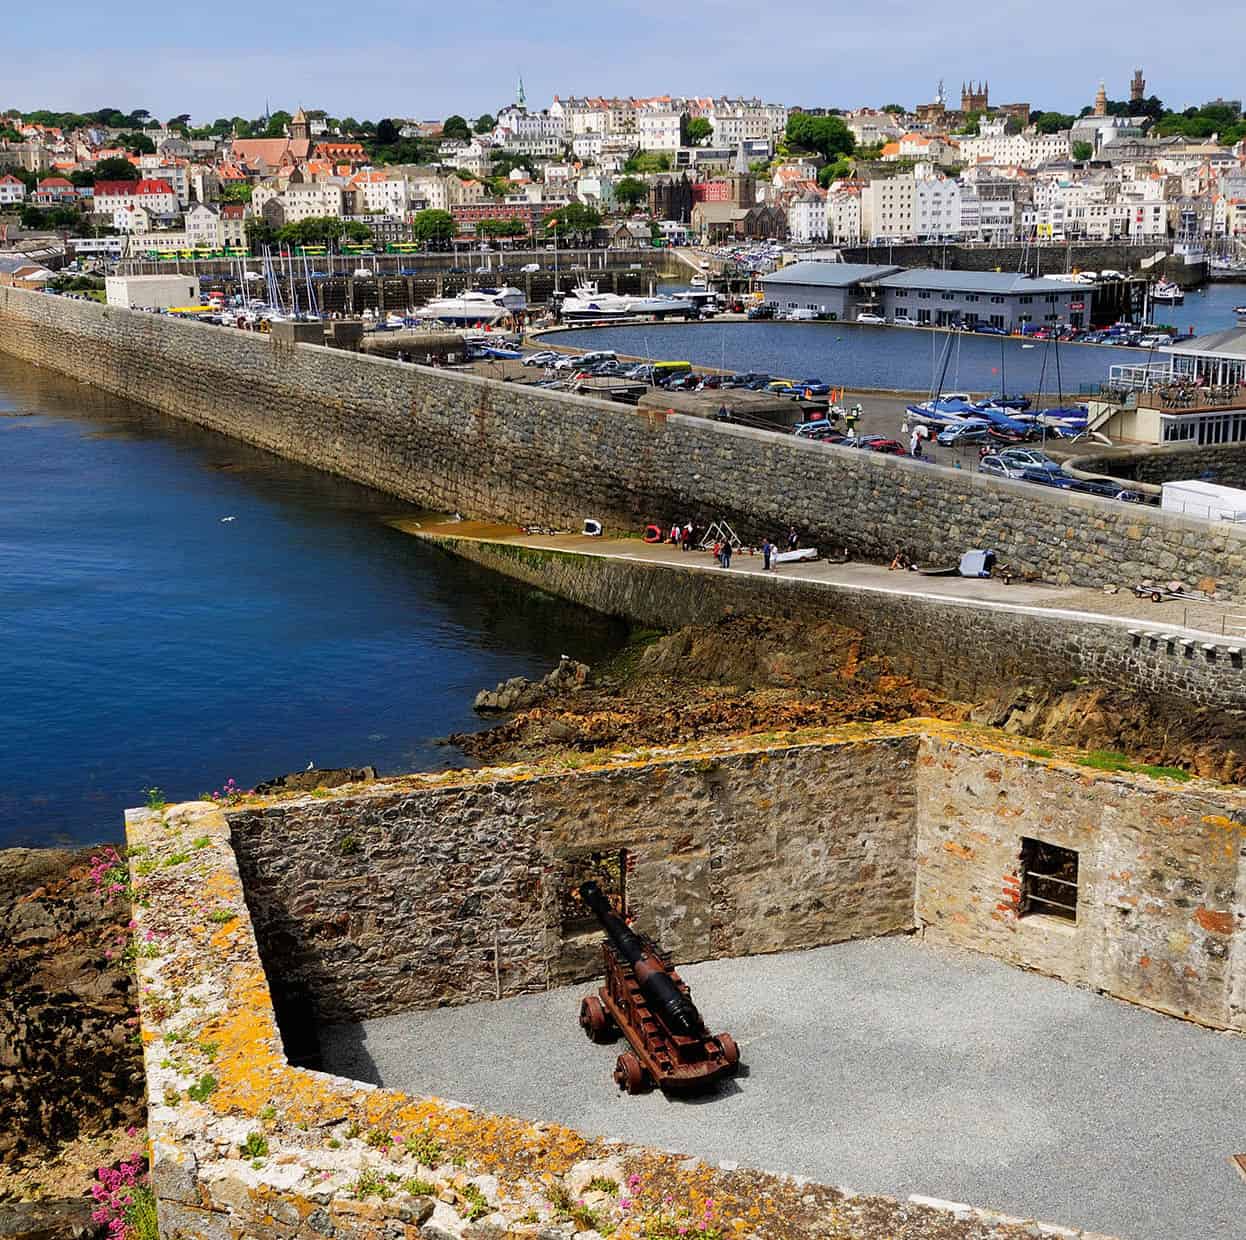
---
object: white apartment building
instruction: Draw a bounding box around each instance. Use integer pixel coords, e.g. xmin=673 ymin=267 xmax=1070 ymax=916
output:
xmin=571 ymin=134 xmax=604 ymax=161
xmin=959 ymin=119 xmax=1070 ymax=168
xmin=185 ymin=202 xmax=223 ymax=246
xmin=827 ymin=185 xmax=863 ymax=244
xmin=494 ymin=105 xmax=566 ymax=144
xmin=708 ymin=97 xmax=787 ymax=146
xmin=787 ymin=189 xmax=828 ymax=243
xmin=281 ymin=180 xmax=344 ymax=222
xmin=352 ymin=172 xmax=412 ymax=216
xmin=862 ymin=173 xmax=915 ymax=239
xmin=845 ymin=109 xmax=903 ymax=148
xmin=914 ymin=175 xmax=961 ymax=238
xmin=637 ymin=110 xmax=682 ymax=152
xmin=959 ymin=188 xmax=1015 ymax=242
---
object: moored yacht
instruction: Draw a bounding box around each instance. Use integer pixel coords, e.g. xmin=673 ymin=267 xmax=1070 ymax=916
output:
xmin=556 ymin=281 xmax=695 ymax=322
xmin=415 ymin=287 xmax=527 ymax=327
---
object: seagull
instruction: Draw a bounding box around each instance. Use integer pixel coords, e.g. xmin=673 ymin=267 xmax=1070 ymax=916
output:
xmin=220 ymin=516 xmax=236 ymax=522
xmin=306 ymin=760 xmax=315 ymax=771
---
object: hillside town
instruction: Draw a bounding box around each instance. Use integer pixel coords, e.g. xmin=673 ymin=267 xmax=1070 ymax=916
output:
xmin=2 ymin=71 xmax=1246 ymax=276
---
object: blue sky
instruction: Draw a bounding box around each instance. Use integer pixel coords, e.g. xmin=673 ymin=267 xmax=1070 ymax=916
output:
xmin=5 ymin=1 xmax=1242 ymax=122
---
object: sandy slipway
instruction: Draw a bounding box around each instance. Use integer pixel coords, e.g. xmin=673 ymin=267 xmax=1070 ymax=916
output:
xmin=122 ymin=730 xmax=1136 ymax=1240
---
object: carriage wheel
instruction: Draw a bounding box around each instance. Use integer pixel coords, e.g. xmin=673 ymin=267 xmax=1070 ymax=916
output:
xmin=717 ymin=1033 xmax=740 ymax=1068
xmin=613 ymin=1051 xmax=649 ymax=1095
xmin=579 ymin=996 xmax=614 ymax=1043
xmin=1151 ymin=591 xmax=1163 ymax=603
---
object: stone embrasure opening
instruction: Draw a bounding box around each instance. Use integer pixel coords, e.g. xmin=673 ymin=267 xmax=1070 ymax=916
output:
xmin=1019 ymin=836 xmax=1079 ymax=922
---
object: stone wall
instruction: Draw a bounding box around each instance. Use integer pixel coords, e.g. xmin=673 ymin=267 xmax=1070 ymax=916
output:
xmin=421 ymin=536 xmax=1246 ymax=712
xmin=128 ymin=773 xmax=1112 ymax=1240
xmin=1078 ymin=440 xmax=1246 ymax=488
xmin=915 ymin=735 xmax=1246 ymax=1029
xmin=3 ymin=285 xmax=1246 ymax=598
xmin=230 ymin=737 xmax=920 ymax=1024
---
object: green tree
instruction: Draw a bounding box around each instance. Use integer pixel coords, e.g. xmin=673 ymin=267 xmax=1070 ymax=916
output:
xmin=543 ymin=203 xmax=600 ymax=243
xmin=682 ymin=116 xmax=713 ymax=146
xmin=783 ymin=113 xmax=855 ymax=162
xmin=621 ymin=151 xmax=671 ymax=174
xmin=230 ymin=116 xmax=254 ymax=137
xmin=881 ymin=103 xmax=906 ymax=115
xmin=245 ymin=218 xmax=278 ymax=250
xmin=220 ymin=182 xmax=253 ymax=203
xmin=1071 ymin=140 xmax=1094 ymax=161
xmin=1033 ymin=112 xmax=1076 ymax=134
xmin=0 ymin=125 xmax=21 ymax=142
xmin=614 ymin=176 xmax=648 ymax=211
xmin=442 ymin=114 xmax=471 ymax=141
xmin=411 ymin=208 xmax=455 ymax=243
xmin=264 ymin=110 xmax=292 ymax=138
xmin=818 ymin=157 xmax=854 ymax=187
xmin=120 ymin=131 xmax=156 ymax=155
xmin=340 ymin=117 xmax=360 ymax=134
xmin=69 ymin=168 xmax=95 ymax=188
xmin=473 ymin=114 xmax=496 ymax=134
xmin=376 ymin=117 xmax=400 ymax=145
xmin=93 ymin=157 xmax=139 ymax=181
xmin=167 ymin=113 xmax=191 ymax=133
xmin=954 ymin=111 xmax=982 ymax=136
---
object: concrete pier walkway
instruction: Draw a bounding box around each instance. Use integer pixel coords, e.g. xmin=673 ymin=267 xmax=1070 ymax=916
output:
xmin=404 ymin=519 xmax=1245 ymax=645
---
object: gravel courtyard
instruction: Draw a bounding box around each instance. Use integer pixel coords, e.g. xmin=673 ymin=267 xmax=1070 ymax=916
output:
xmin=319 ymin=936 xmax=1246 ymax=1240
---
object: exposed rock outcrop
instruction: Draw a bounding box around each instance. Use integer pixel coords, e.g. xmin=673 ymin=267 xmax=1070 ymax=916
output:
xmin=473 ymin=655 xmax=589 ymax=714
xmin=0 ymin=848 xmax=144 ymax=1174
xmin=253 ymin=766 xmax=378 ymax=795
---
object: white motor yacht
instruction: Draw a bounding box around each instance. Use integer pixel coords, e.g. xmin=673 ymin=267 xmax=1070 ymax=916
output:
xmin=414 ymin=287 xmax=526 ymax=327
xmin=557 ymin=281 xmax=694 ymax=322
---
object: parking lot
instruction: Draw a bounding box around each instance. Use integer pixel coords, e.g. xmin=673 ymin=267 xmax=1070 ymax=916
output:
xmin=320 ymin=937 xmax=1246 ymax=1240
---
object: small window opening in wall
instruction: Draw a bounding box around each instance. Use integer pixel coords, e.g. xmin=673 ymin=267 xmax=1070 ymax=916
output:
xmin=560 ymin=848 xmax=630 ymax=932
xmin=1020 ymin=838 xmax=1078 ymax=922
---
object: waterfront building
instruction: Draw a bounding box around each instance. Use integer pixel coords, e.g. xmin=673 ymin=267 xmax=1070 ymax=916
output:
xmin=759 ymin=261 xmax=902 ymax=319
xmin=787 ymin=188 xmax=828 ymax=243
xmin=874 ymin=269 xmax=1093 ymax=331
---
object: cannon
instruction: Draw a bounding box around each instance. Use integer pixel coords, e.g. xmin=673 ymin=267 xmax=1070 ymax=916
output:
xmin=576 ymin=880 xmax=739 ymax=1094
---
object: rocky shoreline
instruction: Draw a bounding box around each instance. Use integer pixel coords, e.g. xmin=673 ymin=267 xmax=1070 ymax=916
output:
xmin=0 ymin=847 xmax=145 ymax=1204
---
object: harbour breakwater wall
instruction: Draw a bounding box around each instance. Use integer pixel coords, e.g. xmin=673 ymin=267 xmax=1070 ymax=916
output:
xmin=3 ymin=284 xmax=1245 ymax=601
xmin=424 ymin=536 xmax=1246 ymax=713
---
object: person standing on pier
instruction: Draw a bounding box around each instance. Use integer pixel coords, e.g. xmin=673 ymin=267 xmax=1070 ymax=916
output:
xmin=762 ymin=538 xmax=774 ymax=571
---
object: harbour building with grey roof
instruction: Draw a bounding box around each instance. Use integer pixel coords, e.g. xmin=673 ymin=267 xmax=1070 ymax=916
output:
xmin=760 ymin=261 xmax=1094 ymax=331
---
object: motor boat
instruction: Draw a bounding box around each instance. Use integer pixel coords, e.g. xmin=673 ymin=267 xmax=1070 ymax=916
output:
xmin=557 ymin=281 xmax=694 ymax=322
xmin=414 ymin=287 xmax=527 ymax=327
xmin=1151 ymin=280 xmax=1184 ymax=305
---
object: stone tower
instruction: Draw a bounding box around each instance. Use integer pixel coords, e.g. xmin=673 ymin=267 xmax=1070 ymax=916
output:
xmin=289 ymin=107 xmax=310 ymax=142
xmin=729 ymin=142 xmax=755 ymax=208
xmin=961 ymin=81 xmax=989 ymax=113
xmin=1093 ymin=81 xmax=1108 ymax=117
xmin=1131 ymin=68 xmax=1146 ymax=104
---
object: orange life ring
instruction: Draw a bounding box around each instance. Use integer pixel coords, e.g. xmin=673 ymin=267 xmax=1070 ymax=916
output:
xmin=642 ymin=524 xmax=663 ymax=543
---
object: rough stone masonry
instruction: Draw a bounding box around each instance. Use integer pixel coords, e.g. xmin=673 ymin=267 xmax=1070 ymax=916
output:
xmin=2 ymin=286 xmax=1245 ymax=598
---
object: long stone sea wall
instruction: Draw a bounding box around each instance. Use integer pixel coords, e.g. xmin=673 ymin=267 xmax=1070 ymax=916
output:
xmin=3 ymin=285 xmax=1246 ymax=598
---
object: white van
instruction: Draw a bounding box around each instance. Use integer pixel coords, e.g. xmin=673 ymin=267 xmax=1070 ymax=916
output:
xmin=554 ymin=349 xmax=617 ymax=371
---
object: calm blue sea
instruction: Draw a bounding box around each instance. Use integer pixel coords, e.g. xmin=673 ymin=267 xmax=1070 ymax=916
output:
xmin=0 ymin=356 xmax=626 ymax=849
xmin=568 ymin=281 xmax=1246 ymax=394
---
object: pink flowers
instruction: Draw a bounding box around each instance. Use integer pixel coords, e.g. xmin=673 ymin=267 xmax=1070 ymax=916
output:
xmin=90 ymin=1155 xmax=149 ymax=1239
xmin=89 ymin=846 xmax=128 ymax=902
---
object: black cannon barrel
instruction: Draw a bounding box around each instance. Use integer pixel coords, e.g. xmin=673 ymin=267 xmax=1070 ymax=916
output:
xmin=579 ymin=881 xmax=704 ymax=1039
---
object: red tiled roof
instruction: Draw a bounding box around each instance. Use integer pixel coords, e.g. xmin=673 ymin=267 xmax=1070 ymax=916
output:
xmin=135 ymin=179 xmax=175 ymax=195
xmin=94 ymin=181 xmax=139 ymax=196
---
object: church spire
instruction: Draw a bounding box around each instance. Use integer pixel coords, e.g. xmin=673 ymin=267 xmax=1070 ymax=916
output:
xmin=516 ymin=73 xmax=526 ymax=107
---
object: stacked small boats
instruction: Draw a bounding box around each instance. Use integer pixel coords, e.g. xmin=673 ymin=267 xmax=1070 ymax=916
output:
xmin=905 ymin=393 xmax=1090 ymax=440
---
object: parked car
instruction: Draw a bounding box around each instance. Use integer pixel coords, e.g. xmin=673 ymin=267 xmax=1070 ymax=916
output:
xmin=997 ymin=448 xmax=1062 ymax=473
xmin=1016 ymin=467 xmax=1076 ymax=489
xmin=793 ymin=420 xmax=844 ymax=441
xmin=792 ymin=378 xmax=830 ymax=395
xmin=972 ymin=323 xmax=1008 ymax=336
xmin=1069 ymin=477 xmax=1146 ymax=503
xmin=522 ymin=350 xmax=560 ymax=367
xmin=856 ymin=313 xmax=886 ymax=325
xmin=520 ymin=263 xmax=540 ymax=273
xmin=746 ymin=304 xmax=776 ymax=320
xmin=893 ymin=315 xmax=919 ymax=327
xmin=855 ymin=436 xmax=908 ymax=455
xmin=936 ymin=422 xmax=991 ymax=447
xmin=978 ymin=454 xmax=1027 ymax=479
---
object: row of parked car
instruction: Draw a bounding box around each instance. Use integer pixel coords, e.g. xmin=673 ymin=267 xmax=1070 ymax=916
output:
xmin=789 ymin=428 xmax=1149 ymax=503
xmin=852 ymin=315 xmax=1177 ymax=348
